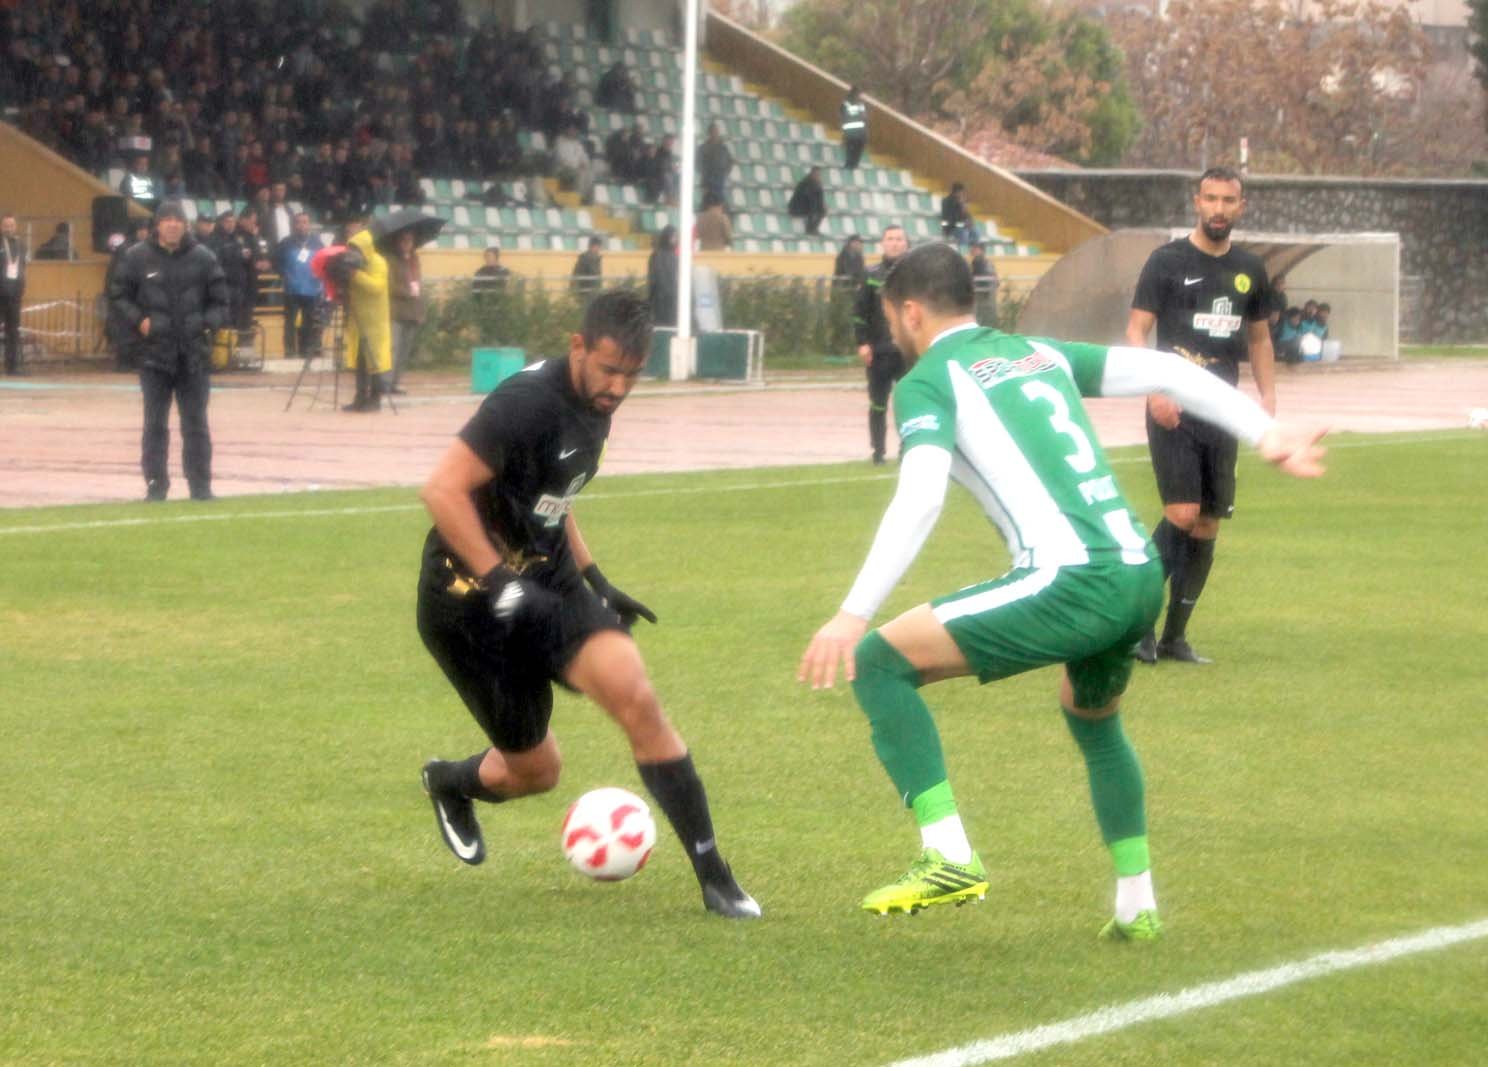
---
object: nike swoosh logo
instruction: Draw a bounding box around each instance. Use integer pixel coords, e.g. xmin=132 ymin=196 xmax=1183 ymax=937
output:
xmin=436 ymin=803 xmax=480 ymax=860
xmin=1183 ymin=276 xmax=1202 ymax=286
xmin=559 ymin=448 xmax=578 ymax=459
xmin=146 ymin=272 xmax=160 ymax=279
xmin=694 ymin=837 xmax=716 ymax=856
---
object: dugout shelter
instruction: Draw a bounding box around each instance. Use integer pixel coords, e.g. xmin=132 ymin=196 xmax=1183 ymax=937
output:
xmin=1017 ymin=229 xmax=1401 ymax=361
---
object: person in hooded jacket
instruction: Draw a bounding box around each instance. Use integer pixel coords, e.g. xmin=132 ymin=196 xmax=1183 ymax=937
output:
xmin=109 ymin=200 xmax=230 ymax=501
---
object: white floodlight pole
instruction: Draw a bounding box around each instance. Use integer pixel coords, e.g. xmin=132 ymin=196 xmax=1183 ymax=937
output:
xmin=672 ymin=0 xmax=701 ymax=380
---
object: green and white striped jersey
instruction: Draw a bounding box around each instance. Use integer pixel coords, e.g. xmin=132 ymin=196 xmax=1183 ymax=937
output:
xmin=893 ymin=325 xmax=1155 ymax=570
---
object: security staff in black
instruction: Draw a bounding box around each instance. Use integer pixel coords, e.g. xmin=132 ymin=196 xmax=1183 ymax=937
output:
xmin=108 ymin=200 xmax=230 ymax=502
xmin=854 ymin=224 xmax=909 ymax=465
xmin=841 ymin=85 xmax=868 ymax=170
xmin=416 ymin=290 xmax=760 ymax=919
xmin=1126 ymin=166 xmax=1276 ymax=665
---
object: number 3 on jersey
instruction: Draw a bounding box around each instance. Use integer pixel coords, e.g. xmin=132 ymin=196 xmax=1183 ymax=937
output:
xmin=1021 ymin=380 xmax=1094 ymax=473
xmin=1021 ymin=379 xmax=1148 ymax=561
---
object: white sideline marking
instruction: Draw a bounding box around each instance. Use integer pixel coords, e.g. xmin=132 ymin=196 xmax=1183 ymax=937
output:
xmin=0 ymin=473 xmax=895 ymax=537
xmin=884 ymin=917 xmax=1488 ymax=1067
xmin=0 ymin=431 xmax=1477 ymax=538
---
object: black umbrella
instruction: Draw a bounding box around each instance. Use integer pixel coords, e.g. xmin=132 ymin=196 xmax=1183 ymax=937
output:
xmin=371 ymin=207 xmax=445 ymax=253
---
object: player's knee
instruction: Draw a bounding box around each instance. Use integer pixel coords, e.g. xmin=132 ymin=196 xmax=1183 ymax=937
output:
xmin=853 ymin=631 xmax=918 ymax=689
xmin=1192 ymin=516 xmax=1220 ymax=539
xmin=519 ymin=761 xmax=562 ymax=795
xmin=603 ymin=670 xmax=666 ymax=734
xmin=1163 ymin=503 xmax=1201 ymax=531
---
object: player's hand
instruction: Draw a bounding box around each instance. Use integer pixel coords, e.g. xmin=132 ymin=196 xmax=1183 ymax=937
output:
xmin=583 ymin=563 xmax=657 ymax=628
xmin=139 ymin=317 xmax=151 ymax=337
xmin=798 ymin=611 xmax=870 ymax=690
xmin=857 ymin=344 xmax=872 ymax=365
xmin=481 ymin=565 xmax=561 ymax=632
xmin=1257 ymin=424 xmax=1328 ymax=478
xmin=1148 ymin=393 xmax=1181 ymax=429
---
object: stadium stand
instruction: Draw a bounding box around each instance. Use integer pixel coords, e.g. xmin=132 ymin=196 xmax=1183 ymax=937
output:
xmin=3 ymin=0 xmax=1041 ymax=260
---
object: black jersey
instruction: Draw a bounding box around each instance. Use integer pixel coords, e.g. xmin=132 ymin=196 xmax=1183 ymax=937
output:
xmin=425 ymin=357 xmax=609 ymax=585
xmin=1131 ymin=238 xmax=1269 ymax=386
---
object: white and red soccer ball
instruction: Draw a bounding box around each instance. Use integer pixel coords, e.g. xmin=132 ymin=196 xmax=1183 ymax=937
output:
xmin=561 ymin=787 xmax=656 ymax=881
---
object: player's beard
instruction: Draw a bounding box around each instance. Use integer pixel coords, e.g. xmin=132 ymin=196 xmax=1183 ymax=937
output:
xmin=1201 ymin=215 xmax=1232 ymax=242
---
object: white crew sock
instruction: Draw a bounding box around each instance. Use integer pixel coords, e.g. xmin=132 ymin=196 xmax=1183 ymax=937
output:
xmin=919 ymin=814 xmax=973 ymax=864
xmin=1114 ymin=869 xmax=1157 ymax=923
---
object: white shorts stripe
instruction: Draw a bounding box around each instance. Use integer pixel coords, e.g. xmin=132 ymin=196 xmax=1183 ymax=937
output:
xmin=932 ymin=568 xmax=1057 ymax=625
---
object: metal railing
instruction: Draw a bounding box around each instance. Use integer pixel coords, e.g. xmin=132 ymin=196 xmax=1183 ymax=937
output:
xmin=17 ymin=293 xmax=106 ymax=364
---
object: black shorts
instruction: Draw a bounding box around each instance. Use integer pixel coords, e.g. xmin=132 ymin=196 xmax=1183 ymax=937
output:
xmin=1146 ymin=411 xmax=1239 ymax=519
xmin=416 ymin=560 xmax=625 ymax=753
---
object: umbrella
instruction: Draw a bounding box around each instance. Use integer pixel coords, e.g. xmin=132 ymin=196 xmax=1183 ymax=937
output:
xmin=370 ymin=208 xmax=444 ymax=253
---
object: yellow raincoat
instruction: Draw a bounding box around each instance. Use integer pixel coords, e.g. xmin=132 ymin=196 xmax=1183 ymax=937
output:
xmin=343 ymin=227 xmax=392 ymax=373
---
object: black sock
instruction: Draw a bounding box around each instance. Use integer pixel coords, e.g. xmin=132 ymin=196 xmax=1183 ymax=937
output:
xmin=637 ymin=754 xmax=730 ymax=887
xmin=1152 ymin=519 xmax=1182 ymax=578
xmin=451 ymin=751 xmax=506 ymax=804
xmin=1161 ymin=535 xmax=1216 ymax=643
xmin=868 ymin=407 xmax=887 ymax=458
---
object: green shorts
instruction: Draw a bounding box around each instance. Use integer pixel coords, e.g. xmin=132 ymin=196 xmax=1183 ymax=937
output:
xmin=931 ymin=560 xmax=1164 ymax=709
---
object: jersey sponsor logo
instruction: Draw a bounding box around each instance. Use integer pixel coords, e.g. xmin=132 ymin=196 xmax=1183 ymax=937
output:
xmin=899 ymin=414 xmax=940 ymax=437
xmin=532 ymin=473 xmax=588 ymax=527
xmin=1234 ymin=273 xmax=1252 ymax=294
xmin=967 ymin=350 xmax=1057 ymax=390
xmin=1193 ymin=296 xmax=1242 ymax=339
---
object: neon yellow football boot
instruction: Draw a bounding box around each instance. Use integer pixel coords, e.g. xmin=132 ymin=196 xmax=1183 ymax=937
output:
xmin=1099 ymin=910 xmax=1164 ymax=942
xmin=861 ymin=848 xmax=989 ymax=915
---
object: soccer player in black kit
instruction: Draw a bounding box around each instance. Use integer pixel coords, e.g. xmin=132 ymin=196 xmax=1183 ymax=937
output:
xmin=1126 ymin=167 xmax=1277 ymax=664
xmin=416 ymin=290 xmax=760 ymax=918
xmin=854 ymin=224 xmax=909 ymax=465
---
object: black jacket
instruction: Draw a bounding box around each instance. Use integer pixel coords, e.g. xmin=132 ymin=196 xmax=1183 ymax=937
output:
xmin=788 ymin=177 xmax=826 ymax=219
xmin=108 ymin=235 xmax=229 ymax=373
xmin=0 ymin=235 xmax=25 ymax=294
xmin=211 ymin=230 xmax=250 ymax=296
xmin=853 ymin=258 xmax=900 ymax=353
xmin=647 ymin=248 xmax=678 ymax=327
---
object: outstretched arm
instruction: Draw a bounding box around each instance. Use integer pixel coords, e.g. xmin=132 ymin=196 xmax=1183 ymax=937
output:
xmin=799 ymin=445 xmax=952 ymax=688
xmin=1101 ymin=346 xmax=1325 ymax=477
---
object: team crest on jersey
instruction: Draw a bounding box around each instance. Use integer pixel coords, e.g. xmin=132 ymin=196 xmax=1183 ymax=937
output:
xmin=899 ymin=414 xmax=940 ymax=438
xmin=1234 ymin=273 xmax=1252 ymax=294
xmin=967 ymin=350 xmax=1057 ymax=390
xmin=533 ymin=473 xmax=588 ymax=527
xmin=1193 ymin=297 xmax=1242 ymax=339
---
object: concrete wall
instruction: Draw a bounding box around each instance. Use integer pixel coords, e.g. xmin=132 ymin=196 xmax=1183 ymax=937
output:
xmin=1016 ymin=170 xmax=1488 ymax=343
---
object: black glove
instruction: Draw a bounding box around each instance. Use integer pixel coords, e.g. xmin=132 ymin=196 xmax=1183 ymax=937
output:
xmin=480 ymin=565 xmax=561 ymax=632
xmin=583 ymin=563 xmax=657 ymax=628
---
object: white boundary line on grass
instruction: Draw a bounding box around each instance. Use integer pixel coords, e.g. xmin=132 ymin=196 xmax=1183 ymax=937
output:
xmin=0 ymin=431 xmax=1479 ymax=538
xmin=883 ymin=917 xmax=1488 ymax=1067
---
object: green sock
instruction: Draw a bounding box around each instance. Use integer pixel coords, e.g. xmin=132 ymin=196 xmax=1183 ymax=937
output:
xmin=911 ymin=780 xmax=958 ymax=826
xmin=1062 ymin=709 xmax=1150 ymax=876
xmin=851 ymin=631 xmax=947 ymax=809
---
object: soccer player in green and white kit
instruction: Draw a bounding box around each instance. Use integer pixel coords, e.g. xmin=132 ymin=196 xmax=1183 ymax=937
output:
xmin=799 ymin=244 xmax=1325 ymax=938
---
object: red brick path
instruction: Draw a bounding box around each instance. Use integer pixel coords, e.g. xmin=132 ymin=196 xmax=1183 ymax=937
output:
xmin=2 ymin=361 xmax=1485 ymax=509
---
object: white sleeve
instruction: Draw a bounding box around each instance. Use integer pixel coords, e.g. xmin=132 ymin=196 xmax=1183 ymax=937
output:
xmin=1102 ymin=346 xmax=1274 ymax=445
xmin=840 ymin=445 xmax=952 ymax=621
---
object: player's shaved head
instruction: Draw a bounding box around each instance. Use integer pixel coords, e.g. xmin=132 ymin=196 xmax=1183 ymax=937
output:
xmin=882 ymin=243 xmax=975 ymax=316
xmin=581 ymin=288 xmax=652 ymax=363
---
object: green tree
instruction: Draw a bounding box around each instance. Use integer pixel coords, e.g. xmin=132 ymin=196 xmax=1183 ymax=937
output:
xmin=776 ymin=0 xmax=1138 ymax=165
xmin=1108 ymin=0 xmax=1439 ymax=175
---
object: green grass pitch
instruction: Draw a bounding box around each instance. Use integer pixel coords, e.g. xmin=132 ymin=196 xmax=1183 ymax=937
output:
xmin=2 ymin=431 xmax=1485 ymax=1065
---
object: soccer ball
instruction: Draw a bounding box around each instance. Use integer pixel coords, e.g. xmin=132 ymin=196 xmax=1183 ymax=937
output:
xmin=561 ymin=787 xmax=656 ymax=881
